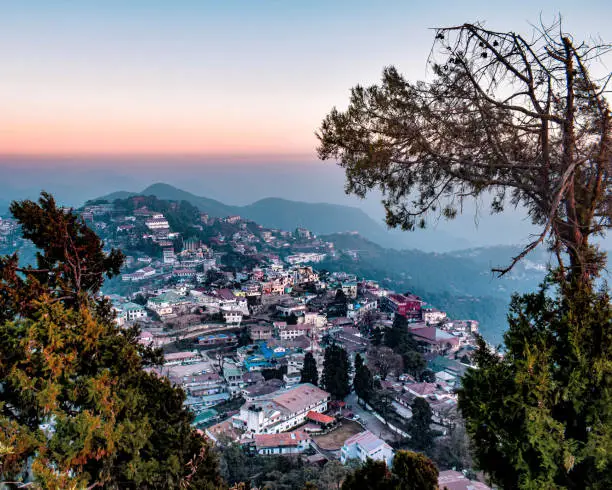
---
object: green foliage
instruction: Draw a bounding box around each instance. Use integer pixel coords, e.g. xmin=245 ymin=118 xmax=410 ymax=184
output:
xmin=0 ymin=194 xmax=224 ymax=489
xmin=322 ymin=344 xmax=351 ymax=400
xmin=459 ymin=281 xmax=612 ymax=489
xmin=341 ymin=459 xmax=394 ymax=490
xmin=392 ymin=450 xmax=438 ymax=490
xmin=409 ymin=398 xmax=435 ymax=451
xmin=287 ymin=313 xmax=299 ymax=325
xmin=353 ymin=353 xmax=374 ymax=402
xmin=370 ymin=327 xmax=384 ymax=346
xmin=300 ymin=352 xmax=319 ymax=386
xmin=237 ymin=327 xmax=252 ymax=347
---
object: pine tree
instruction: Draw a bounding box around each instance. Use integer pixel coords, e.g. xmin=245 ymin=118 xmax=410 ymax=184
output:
xmin=385 ymin=314 xmax=408 ymax=348
xmin=0 ymin=193 xmax=224 ymax=489
xmin=353 ymin=353 xmax=373 ymax=402
xmin=409 ymin=398 xmax=435 ymax=451
xmin=300 ymin=352 xmax=319 ymax=386
xmin=321 ymin=344 xmax=351 ymax=400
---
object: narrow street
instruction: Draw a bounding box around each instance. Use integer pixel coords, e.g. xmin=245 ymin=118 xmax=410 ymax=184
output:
xmin=345 ymin=392 xmax=400 ymax=444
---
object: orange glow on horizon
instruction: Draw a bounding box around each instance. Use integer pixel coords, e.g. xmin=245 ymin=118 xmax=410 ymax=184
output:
xmin=0 ymin=119 xmax=318 ymax=158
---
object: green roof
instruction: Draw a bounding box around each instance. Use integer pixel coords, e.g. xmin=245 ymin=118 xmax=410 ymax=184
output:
xmin=193 ymin=409 xmax=218 ymax=425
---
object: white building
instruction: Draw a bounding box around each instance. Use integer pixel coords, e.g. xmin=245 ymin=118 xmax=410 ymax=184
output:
xmin=222 ymin=308 xmax=243 ymax=325
xmin=422 ymin=308 xmax=448 ymax=324
xmin=253 ymin=430 xmax=311 ymax=455
xmin=232 ymin=383 xmax=330 ymax=434
xmin=145 ymin=214 xmax=170 ymax=231
xmin=163 ymin=247 xmax=176 ymax=264
xmin=121 ymin=302 xmax=147 ymax=322
xmin=341 ymin=430 xmax=395 ymax=467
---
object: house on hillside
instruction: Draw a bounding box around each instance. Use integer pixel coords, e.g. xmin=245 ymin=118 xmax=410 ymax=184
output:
xmin=340 ymin=430 xmax=394 ymax=467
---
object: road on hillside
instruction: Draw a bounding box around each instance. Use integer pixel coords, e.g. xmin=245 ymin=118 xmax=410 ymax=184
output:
xmin=345 ymin=392 xmax=400 ymax=444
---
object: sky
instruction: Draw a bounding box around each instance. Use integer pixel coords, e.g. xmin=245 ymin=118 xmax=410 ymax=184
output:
xmin=0 ymin=1 xmax=610 ymax=251
xmin=1 ymin=0 xmax=610 ymax=157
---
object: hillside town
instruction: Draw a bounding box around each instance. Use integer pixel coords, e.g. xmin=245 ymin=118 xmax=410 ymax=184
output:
xmin=28 ymin=195 xmax=487 ymax=489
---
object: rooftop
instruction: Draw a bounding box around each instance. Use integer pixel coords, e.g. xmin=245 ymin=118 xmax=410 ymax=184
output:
xmin=254 ymin=430 xmax=310 ymax=449
xmin=272 ymin=383 xmax=330 ymax=413
xmin=344 ymin=430 xmax=391 ymax=453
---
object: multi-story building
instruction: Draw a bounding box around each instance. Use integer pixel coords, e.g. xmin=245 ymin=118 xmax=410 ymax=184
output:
xmin=232 ymin=383 xmax=330 ymax=434
xmin=341 ymin=430 xmax=395 ymax=467
xmin=381 ymin=293 xmax=423 ymax=319
xmin=145 ymin=214 xmax=170 ymax=231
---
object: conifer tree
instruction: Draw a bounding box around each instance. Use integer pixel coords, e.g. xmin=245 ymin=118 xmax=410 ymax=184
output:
xmin=459 ymin=281 xmax=612 ymax=489
xmin=409 ymin=398 xmax=435 ymax=451
xmin=353 ymin=353 xmax=373 ymax=402
xmin=321 ymin=344 xmax=351 ymax=400
xmin=0 ymin=193 xmax=224 ymax=489
xmin=300 ymin=352 xmax=319 ymax=386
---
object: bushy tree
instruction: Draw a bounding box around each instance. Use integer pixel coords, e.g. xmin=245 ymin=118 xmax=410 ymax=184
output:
xmin=459 ymin=281 xmax=612 ymax=489
xmin=341 ymin=451 xmax=439 ymax=490
xmin=0 ymin=194 xmax=223 ymax=489
xmin=367 ymin=346 xmax=403 ymax=380
xmin=322 ymin=344 xmax=351 ymax=400
xmin=341 ymin=459 xmax=394 ymax=490
xmin=392 ymin=450 xmax=439 ymax=490
xmin=300 ymin=352 xmax=319 ymax=386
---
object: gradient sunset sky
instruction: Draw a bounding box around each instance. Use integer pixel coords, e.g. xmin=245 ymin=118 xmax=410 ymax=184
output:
xmin=1 ymin=1 xmax=610 ymax=158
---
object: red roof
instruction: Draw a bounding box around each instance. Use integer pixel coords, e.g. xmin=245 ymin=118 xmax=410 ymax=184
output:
xmin=254 ymin=430 xmax=310 ymax=449
xmin=307 ymin=411 xmax=335 ymax=424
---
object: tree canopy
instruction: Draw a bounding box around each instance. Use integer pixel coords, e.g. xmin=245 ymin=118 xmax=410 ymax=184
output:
xmin=317 ymin=20 xmax=611 ymax=286
xmin=353 ymin=353 xmax=374 ymax=402
xmin=300 ymin=352 xmax=319 ymax=386
xmin=0 ymin=194 xmax=223 ymax=489
xmin=322 ymin=344 xmax=351 ymax=400
xmin=459 ymin=281 xmax=612 ymax=489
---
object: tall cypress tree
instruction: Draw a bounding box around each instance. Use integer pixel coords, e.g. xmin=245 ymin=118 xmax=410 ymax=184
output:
xmin=353 ymin=353 xmax=374 ymax=402
xmin=321 ymin=344 xmax=351 ymax=400
xmin=300 ymin=352 xmax=319 ymax=386
xmin=409 ymin=398 xmax=435 ymax=451
xmin=0 ymin=194 xmax=224 ymax=489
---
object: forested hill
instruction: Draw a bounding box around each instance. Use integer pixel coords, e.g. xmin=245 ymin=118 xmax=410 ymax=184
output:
xmin=93 ymin=183 xmax=468 ymax=252
xmin=320 ymin=232 xmax=552 ymax=344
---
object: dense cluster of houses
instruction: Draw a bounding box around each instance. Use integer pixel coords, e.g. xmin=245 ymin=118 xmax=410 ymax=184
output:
xmin=73 ymin=198 xmax=486 ymax=485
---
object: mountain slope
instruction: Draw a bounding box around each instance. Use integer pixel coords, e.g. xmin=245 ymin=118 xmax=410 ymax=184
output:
xmin=94 ymin=183 xmax=436 ymax=250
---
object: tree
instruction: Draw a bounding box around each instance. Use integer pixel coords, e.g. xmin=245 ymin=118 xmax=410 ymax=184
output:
xmin=371 ymin=327 xmax=384 ymax=346
xmin=341 ymin=459 xmax=395 ymax=490
xmin=402 ymin=350 xmax=427 ymax=378
xmin=237 ymin=327 xmax=252 ymax=347
xmin=318 ymin=460 xmax=350 ymax=490
xmin=419 ymin=369 xmax=436 ymax=383
xmin=409 ymin=398 xmax=435 ymax=451
xmin=385 ymin=315 xmax=408 ymax=349
xmin=367 ymin=346 xmax=403 ymax=380
xmin=317 ymin=20 xmax=611 ymax=287
xmin=287 ymin=312 xmax=298 ymax=325
xmin=353 ymin=353 xmax=374 ymax=402
xmin=0 ymin=194 xmax=224 ymax=489
xmin=458 ymin=281 xmax=612 ymax=489
xmin=321 ymin=344 xmax=351 ymax=400
xmin=391 ymin=450 xmax=439 ymax=490
xmin=300 ymin=352 xmax=319 ymax=386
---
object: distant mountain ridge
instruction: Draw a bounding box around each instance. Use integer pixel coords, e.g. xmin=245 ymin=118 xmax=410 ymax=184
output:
xmin=94 ymin=183 xmax=471 ymax=252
